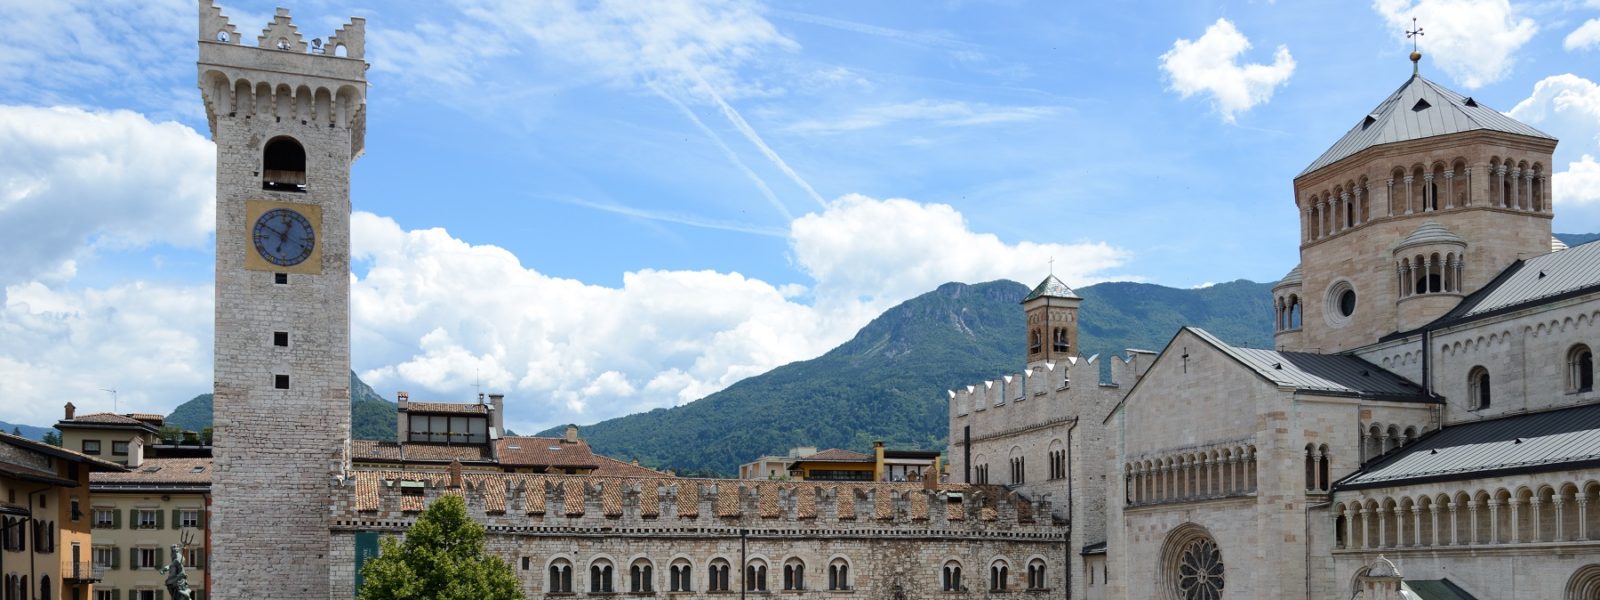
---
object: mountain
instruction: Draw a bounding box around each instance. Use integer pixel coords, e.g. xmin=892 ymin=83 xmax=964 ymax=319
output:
xmin=164 ymin=371 xmax=400 ymax=441
xmin=1556 ymin=233 xmax=1600 ymax=248
xmin=0 ymin=420 xmax=53 ymax=441
xmin=541 ymin=278 xmax=1276 ymax=476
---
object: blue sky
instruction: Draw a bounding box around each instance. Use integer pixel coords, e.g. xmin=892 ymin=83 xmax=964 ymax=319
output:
xmin=3 ymin=0 xmax=1599 ymax=434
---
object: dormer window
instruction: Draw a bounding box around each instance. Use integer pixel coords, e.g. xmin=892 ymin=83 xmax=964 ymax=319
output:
xmin=262 ymin=137 xmax=307 ymax=192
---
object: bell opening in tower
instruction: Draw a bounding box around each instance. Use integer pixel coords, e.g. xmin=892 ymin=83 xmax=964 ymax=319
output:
xmin=262 ymin=136 xmax=307 ymax=192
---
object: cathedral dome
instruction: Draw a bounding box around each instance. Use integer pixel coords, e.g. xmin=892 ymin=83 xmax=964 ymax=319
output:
xmin=1275 ymin=264 xmax=1303 ymax=288
xmin=1393 ymin=220 xmax=1465 ymax=253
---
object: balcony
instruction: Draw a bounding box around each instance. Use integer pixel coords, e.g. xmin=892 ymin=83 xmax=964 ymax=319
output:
xmin=65 ymin=561 xmax=104 ymax=583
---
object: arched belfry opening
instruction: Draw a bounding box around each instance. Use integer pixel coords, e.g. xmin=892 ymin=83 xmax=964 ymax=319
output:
xmin=263 ymin=136 xmax=307 ymax=191
xmin=1022 ymin=274 xmax=1081 ymax=366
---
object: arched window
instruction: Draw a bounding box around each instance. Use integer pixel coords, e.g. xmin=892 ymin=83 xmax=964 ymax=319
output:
xmin=828 ymin=558 xmax=850 ymax=591
xmin=1566 ymin=564 xmax=1600 ymax=599
xmin=1052 ymin=328 xmax=1069 ymax=353
xmin=1318 ymin=444 xmax=1331 ymax=492
xmin=1029 ymin=329 xmax=1042 ymax=355
xmin=1469 ymin=366 xmax=1491 ymax=410
xmin=942 ymin=561 xmax=964 ymax=592
xmin=1163 ymin=526 xmax=1223 ymax=600
xmin=708 ymin=559 xmax=731 ymax=592
xmin=782 ymin=558 xmax=804 ymax=591
xmin=745 ymin=560 xmax=767 ymax=592
xmin=1570 ymin=345 xmax=1594 ymax=393
xmin=548 ymin=561 xmax=574 ymax=593
xmin=669 ymin=559 xmax=693 ymax=592
xmin=990 ymin=560 xmax=1009 ymax=591
xmin=1026 ymin=559 xmax=1047 ymax=590
xmin=37 ymin=576 xmax=47 ymax=600
xmin=590 ymin=559 xmax=614 ymax=593
xmin=262 ymin=136 xmax=307 ymax=192
xmin=630 ymin=559 xmax=654 ymax=593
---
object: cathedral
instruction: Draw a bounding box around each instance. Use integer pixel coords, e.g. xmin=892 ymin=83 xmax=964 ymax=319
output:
xmin=194 ymin=2 xmax=1600 ymax=599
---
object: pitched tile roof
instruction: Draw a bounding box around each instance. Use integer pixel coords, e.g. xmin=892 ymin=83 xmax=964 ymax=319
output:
xmin=1022 ymin=274 xmax=1080 ymax=302
xmin=495 ymin=437 xmax=600 ymax=469
xmin=0 ymin=430 xmax=124 ymax=472
xmin=1186 ymin=328 xmax=1435 ymax=402
xmin=404 ymin=401 xmax=488 ymax=414
xmin=1438 ymin=239 xmax=1600 ymax=323
xmin=791 ymin=448 xmax=873 ymax=465
xmin=1300 ymin=74 xmax=1554 ymax=177
xmin=57 ymin=412 xmax=158 ymax=431
xmin=350 ymin=440 xmax=493 ymax=463
xmin=92 ymin=457 xmax=211 ymax=486
xmin=589 ymin=454 xmax=669 ymax=478
xmin=1339 ymin=403 xmax=1600 ymax=490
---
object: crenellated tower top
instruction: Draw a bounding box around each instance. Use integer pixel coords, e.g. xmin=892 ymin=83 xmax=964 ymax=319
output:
xmin=196 ymin=1 xmax=368 ymax=157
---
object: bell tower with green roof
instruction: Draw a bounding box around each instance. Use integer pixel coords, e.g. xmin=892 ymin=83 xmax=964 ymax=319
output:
xmin=1022 ymin=274 xmax=1081 ymax=367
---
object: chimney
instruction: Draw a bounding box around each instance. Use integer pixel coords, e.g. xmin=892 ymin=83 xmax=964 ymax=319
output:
xmin=488 ymin=394 xmax=505 ymax=436
xmin=396 ymin=391 xmax=410 ymax=443
xmin=127 ymin=437 xmax=144 ymax=469
xmin=396 ymin=391 xmax=409 ymax=408
xmin=873 ymin=441 xmax=886 ymax=482
xmin=565 ymin=424 xmax=579 ymax=444
xmin=448 ymin=459 xmax=463 ymax=488
xmin=64 ymin=402 xmax=76 ymax=421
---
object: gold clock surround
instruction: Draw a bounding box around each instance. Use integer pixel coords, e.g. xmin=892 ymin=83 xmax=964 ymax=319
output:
xmin=243 ymin=199 xmax=324 ymax=274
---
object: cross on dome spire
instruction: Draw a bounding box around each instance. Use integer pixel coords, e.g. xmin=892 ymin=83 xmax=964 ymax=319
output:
xmin=1406 ymin=17 xmax=1425 ymax=74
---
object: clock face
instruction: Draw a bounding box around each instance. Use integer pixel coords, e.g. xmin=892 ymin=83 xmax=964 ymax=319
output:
xmin=252 ymin=208 xmax=316 ymax=267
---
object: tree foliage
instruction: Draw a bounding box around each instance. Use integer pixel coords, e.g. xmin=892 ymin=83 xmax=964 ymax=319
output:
xmin=41 ymin=431 xmax=62 ymax=447
xmin=359 ymin=495 xmax=523 ymax=600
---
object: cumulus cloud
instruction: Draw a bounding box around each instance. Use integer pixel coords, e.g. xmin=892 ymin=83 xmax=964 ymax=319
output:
xmin=350 ymin=194 xmax=1130 ymax=434
xmin=0 ymin=105 xmax=215 ymax=287
xmin=783 ymin=100 xmax=1058 ymax=135
xmin=1158 ymin=18 xmax=1295 ymax=123
xmin=0 ymin=279 xmax=212 ymax=426
xmin=1372 ymin=0 xmax=1536 ymax=89
xmin=1509 ymin=74 xmax=1600 ymax=150
xmin=1567 ymin=19 xmax=1600 ymax=51
xmin=1554 ymin=155 xmax=1600 ymax=206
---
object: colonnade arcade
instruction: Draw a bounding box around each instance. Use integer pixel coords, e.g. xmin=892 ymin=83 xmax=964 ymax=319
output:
xmin=1333 ymin=479 xmax=1600 ymax=551
xmin=1302 ymin=157 xmax=1551 ymax=244
xmin=1124 ymin=445 xmax=1258 ymax=506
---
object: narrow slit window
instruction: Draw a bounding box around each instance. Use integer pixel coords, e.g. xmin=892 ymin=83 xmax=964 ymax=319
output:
xmin=273 ymin=331 xmax=289 ymax=347
xmin=274 ymin=374 xmax=290 ymax=390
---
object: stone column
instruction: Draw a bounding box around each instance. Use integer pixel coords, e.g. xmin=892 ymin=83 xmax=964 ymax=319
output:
xmin=1317 ymin=201 xmax=1327 ymax=237
xmin=1523 ymin=171 xmax=1534 ymax=210
xmin=1377 ymin=506 xmax=1389 ymax=548
xmin=1429 ymin=503 xmax=1440 ymax=547
xmin=1449 ymin=503 xmax=1460 ymax=545
xmin=1456 ymin=260 xmax=1465 ymax=294
xmin=1410 ymin=507 xmax=1422 ymax=547
xmin=1556 ymin=497 xmax=1567 ymax=542
xmin=1302 ymin=208 xmax=1312 ymax=242
xmin=1386 ymin=178 xmax=1396 ymax=216
xmin=1444 ymin=171 xmax=1455 ymax=208
xmin=1490 ymin=500 xmax=1514 ymax=544
xmin=1360 ymin=509 xmax=1372 ymax=549
xmin=1509 ymin=499 xmax=1521 ymax=543
xmin=1423 ymin=173 xmax=1435 ymax=210
xmin=1404 ymin=176 xmax=1415 ymax=214
xmin=1342 ymin=511 xmax=1354 ymax=549
xmin=1469 ymin=502 xmax=1480 ymax=545
xmin=1531 ymin=498 xmax=1543 ymax=542
xmin=1496 ymin=166 xmax=1507 ymax=207
xmin=1465 ymin=167 xmax=1474 ymax=206
xmin=1578 ymin=493 xmax=1589 ymax=541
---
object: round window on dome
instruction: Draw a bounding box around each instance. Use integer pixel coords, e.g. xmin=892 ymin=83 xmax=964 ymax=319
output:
xmin=1325 ymin=280 xmax=1357 ymax=328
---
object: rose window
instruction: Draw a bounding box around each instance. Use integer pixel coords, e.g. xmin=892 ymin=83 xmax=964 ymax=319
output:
xmin=1175 ymin=538 xmax=1224 ymax=599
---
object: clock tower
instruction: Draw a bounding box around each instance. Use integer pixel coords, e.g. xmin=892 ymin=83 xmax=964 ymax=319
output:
xmin=197 ymin=2 xmax=366 ymax=597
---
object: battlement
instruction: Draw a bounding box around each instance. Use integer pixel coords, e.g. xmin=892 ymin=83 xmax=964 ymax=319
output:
xmin=948 ymin=349 xmax=1154 ymax=419
xmin=196 ymin=2 xmax=367 ymax=152
xmin=337 ymin=471 xmax=1060 ymax=533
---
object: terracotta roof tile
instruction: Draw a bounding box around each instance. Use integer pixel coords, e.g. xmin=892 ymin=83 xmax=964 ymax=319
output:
xmin=473 ymin=476 xmax=508 ymax=514
xmin=980 ymin=507 xmax=996 ymax=521
xmin=63 ymin=412 xmax=147 ymax=426
xmin=400 ymin=494 xmax=425 ymax=512
xmin=796 ymin=486 xmax=817 ymax=519
xmin=350 ymin=440 xmax=493 ymax=462
xmin=639 ymin=480 xmax=661 ymax=518
xmin=874 ymin=489 xmax=895 ymax=520
xmin=601 ymin=480 xmax=624 ymax=517
xmin=836 ymin=487 xmax=856 ymax=520
xmin=92 ymin=457 xmax=211 ymax=486
xmin=0 ymin=430 xmax=124 ymax=472
xmin=946 ymin=496 xmax=963 ymax=521
xmin=356 ymin=473 xmax=381 ymax=512
xmin=676 ymin=482 xmax=700 ymax=518
xmin=563 ymin=481 xmax=586 ymax=516
xmin=757 ymin=484 xmax=779 ymax=518
xmin=590 ymin=454 xmax=669 ymax=478
xmin=714 ymin=484 xmax=741 ymax=518
xmin=351 ymin=440 xmax=401 ymax=460
xmin=910 ymin=491 xmax=929 ymax=521
xmin=404 ymin=402 xmax=488 ymax=414
xmin=524 ymin=476 xmax=547 ymax=515
xmin=796 ymin=449 xmax=873 ymax=463
xmin=496 ymin=437 xmax=600 ymax=469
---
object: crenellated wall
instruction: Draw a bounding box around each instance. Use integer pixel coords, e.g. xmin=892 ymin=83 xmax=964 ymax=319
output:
xmin=329 ymin=473 xmax=1068 ymax=600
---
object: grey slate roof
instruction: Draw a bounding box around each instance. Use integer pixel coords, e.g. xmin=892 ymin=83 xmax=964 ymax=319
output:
xmin=1187 ymin=328 xmax=1432 ymax=401
xmin=1441 ymin=235 xmax=1600 ymax=322
xmin=1405 ymin=579 xmax=1478 ymax=600
xmin=1338 ymin=402 xmax=1600 ymax=490
xmin=1299 ymin=75 xmax=1554 ymax=177
xmin=1021 ymin=274 xmax=1080 ymax=302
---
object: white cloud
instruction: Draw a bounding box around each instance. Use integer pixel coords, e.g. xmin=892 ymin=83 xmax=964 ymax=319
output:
xmin=1372 ymin=0 xmax=1537 ymax=89
xmin=1566 ymin=19 xmax=1600 ymax=51
xmin=346 ymin=194 xmax=1129 ymax=434
xmin=1554 ymin=155 xmax=1600 ymax=206
xmin=0 ymin=279 xmax=212 ymax=426
xmin=0 ymin=105 xmax=215 ymax=287
xmin=1158 ymin=18 xmax=1295 ymax=123
xmin=1509 ymin=74 xmax=1600 ymax=150
xmin=783 ymin=100 xmax=1057 ymax=135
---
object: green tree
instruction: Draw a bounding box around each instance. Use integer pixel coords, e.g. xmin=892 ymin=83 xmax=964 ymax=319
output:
xmin=358 ymin=495 xmax=523 ymax=600
xmin=9 ymin=427 xmax=18 ymax=436
xmin=41 ymin=431 xmax=62 ymax=447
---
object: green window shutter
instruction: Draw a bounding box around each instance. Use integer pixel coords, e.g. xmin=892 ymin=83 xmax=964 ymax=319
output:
xmin=171 ymin=509 xmax=180 ymax=530
xmin=154 ymin=510 xmax=163 ymax=529
xmin=112 ymin=547 xmax=121 ymax=569
xmin=112 ymin=509 xmax=122 ymax=529
xmin=130 ymin=547 xmax=140 ymax=570
xmin=155 ymin=590 xmax=165 ymax=600
xmin=128 ymin=509 xmax=138 ymax=529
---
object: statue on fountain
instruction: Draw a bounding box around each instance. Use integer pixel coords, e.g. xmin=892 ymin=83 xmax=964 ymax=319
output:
xmin=157 ymin=529 xmax=196 ymax=600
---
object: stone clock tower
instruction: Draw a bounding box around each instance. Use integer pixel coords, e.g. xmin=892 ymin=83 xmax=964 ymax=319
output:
xmin=197 ymin=2 xmax=366 ymax=597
